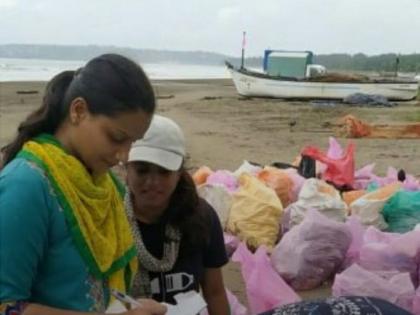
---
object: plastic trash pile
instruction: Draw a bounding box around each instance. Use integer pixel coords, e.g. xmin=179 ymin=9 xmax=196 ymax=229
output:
xmin=193 ymin=137 xmax=420 ymax=314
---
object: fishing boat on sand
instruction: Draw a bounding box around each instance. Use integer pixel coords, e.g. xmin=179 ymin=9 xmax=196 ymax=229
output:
xmin=226 ymin=50 xmax=418 ymax=101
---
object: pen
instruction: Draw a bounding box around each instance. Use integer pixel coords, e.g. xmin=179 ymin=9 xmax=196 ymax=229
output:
xmin=110 ymin=288 xmax=142 ymax=307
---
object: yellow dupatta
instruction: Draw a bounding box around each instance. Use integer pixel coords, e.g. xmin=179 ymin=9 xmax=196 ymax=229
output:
xmin=18 ymin=134 xmax=137 ymax=294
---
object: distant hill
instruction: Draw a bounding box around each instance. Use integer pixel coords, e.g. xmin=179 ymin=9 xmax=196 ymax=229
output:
xmin=0 ymin=44 xmax=238 ymax=66
xmin=0 ymin=44 xmax=419 ymax=72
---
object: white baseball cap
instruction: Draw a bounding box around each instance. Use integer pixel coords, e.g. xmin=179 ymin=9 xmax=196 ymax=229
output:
xmin=128 ymin=115 xmax=186 ymax=171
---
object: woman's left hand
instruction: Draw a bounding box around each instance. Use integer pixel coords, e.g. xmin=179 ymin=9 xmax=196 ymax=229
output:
xmin=123 ymin=299 xmax=167 ymax=315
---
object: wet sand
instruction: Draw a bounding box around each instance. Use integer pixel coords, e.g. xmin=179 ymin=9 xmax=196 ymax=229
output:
xmin=1 ymin=79 xmax=420 ymax=307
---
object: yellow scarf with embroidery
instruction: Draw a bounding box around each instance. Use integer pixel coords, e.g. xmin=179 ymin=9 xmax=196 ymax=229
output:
xmin=18 ymin=134 xmax=137 ymax=294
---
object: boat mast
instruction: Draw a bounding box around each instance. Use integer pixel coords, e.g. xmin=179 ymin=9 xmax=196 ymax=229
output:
xmin=394 ymin=54 xmax=400 ymax=79
xmin=241 ymin=31 xmax=246 ymax=69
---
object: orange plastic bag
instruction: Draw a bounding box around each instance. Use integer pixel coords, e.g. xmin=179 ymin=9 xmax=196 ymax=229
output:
xmin=192 ymin=166 xmax=213 ymax=185
xmin=337 ymin=114 xmax=420 ymax=139
xmin=257 ymin=167 xmax=293 ymax=207
xmin=363 ymin=182 xmax=401 ymax=201
xmin=343 ymin=190 xmax=367 ymax=208
xmin=336 ymin=115 xmax=372 ymax=138
xmin=302 ymin=143 xmax=355 ymax=188
xmin=349 ymin=183 xmax=401 ymax=229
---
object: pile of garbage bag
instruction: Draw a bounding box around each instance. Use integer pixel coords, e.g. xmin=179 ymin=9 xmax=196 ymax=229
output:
xmin=192 ymin=137 xmax=420 ymax=314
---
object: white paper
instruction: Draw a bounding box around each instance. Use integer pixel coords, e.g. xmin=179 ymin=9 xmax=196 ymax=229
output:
xmin=105 ymin=290 xmax=207 ymax=315
xmin=163 ymin=291 xmax=207 ymax=315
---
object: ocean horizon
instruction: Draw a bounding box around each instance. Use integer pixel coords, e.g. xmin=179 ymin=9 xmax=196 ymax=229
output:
xmin=0 ymin=57 xmax=231 ymax=82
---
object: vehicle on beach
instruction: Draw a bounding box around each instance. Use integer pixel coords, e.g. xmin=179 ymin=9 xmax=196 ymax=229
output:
xmin=226 ymin=50 xmax=419 ymax=101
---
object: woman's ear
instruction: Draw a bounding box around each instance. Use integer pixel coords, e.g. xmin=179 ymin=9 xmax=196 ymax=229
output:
xmin=68 ymin=97 xmax=89 ymax=125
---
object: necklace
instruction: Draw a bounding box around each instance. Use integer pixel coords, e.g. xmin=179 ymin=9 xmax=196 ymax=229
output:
xmin=124 ymin=193 xmax=181 ymax=297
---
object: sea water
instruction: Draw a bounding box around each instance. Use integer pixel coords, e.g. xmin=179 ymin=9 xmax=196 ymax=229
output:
xmin=0 ymin=58 xmax=230 ymax=82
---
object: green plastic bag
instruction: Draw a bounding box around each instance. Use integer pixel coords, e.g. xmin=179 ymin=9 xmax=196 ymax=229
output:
xmin=382 ymin=190 xmax=420 ymax=233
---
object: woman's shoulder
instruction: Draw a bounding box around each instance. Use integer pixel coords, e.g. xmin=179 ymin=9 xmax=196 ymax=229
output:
xmin=197 ymin=197 xmax=224 ymax=228
xmin=0 ymin=158 xmax=53 ymax=224
xmin=197 ymin=197 xmax=217 ymax=216
xmin=0 ymin=158 xmax=52 ymax=205
xmin=1 ymin=158 xmax=47 ymax=186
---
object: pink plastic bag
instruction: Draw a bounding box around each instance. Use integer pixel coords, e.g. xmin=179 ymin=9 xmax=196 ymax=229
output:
xmin=224 ymin=232 xmax=240 ymax=257
xmin=413 ymin=286 xmax=420 ymax=315
xmin=326 ymin=137 xmax=344 ymax=159
xmin=225 ymin=289 xmax=248 ymax=315
xmin=232 ymin=243 xmax=301 ymax=314
xmin=373 ymin=167 xmax=420 ymax=191
xmin=272 ymin=210 xmax=352 ymax=290
xmin=333 ymin=264 xmax=417 ymax=313
xmin=356 ymin=227 xmax=420 ymax=286
xmin=371 ymin=167 xmax=405 ymax=188
xmin=342 ymin=216 xmax=366 ymax=269
xmin=354 ymin=163 xmax=376 ymax=190
xmin=206 ymin=170 xmax=238 ymax=193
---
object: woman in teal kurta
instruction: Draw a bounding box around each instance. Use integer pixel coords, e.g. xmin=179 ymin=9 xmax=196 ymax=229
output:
xmin=0 ymin=54 xmax=165 ymax=315
xmin=0 ymin=158 xmax=109 ymax=311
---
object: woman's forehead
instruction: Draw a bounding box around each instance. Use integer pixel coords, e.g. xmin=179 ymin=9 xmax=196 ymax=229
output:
xmin=130 ymin=161 xmax=165 ymax=169
xmin=101 ymin=111 xmax=151 ymax=138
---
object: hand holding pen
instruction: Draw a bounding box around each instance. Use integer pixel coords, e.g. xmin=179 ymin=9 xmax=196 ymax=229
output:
xmin=110 ymin=289 xmax=167 ymax=315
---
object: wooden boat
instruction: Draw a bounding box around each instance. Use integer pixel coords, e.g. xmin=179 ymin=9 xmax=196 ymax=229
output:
xmin=226 ymin=62 xmax=419 ymax=101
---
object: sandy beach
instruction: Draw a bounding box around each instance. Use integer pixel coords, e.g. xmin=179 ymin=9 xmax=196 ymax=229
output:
xmin=1 ymin=79 xmax=420 ymax=307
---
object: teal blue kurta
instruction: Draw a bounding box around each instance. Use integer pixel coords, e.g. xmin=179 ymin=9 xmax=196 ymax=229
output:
xmin=0 ymin=158 xmax=109 ymax=312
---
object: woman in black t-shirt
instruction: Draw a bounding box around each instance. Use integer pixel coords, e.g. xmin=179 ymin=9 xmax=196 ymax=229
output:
xmin=124 ymin=115 xmax=229 ymax=315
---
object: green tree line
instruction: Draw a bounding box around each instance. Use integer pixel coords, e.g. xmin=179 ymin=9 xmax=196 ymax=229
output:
xmin=1 ymin=44 xmax=419 ymax=73
xmin=313 ymin=53 xmax=420 ymax=73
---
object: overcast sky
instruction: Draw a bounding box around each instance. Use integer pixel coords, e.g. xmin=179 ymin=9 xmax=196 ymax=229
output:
xmin=1 ymin=0 xmax=419 ymax=57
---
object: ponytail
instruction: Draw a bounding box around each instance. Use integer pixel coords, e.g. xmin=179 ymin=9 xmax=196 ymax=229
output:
xmin=2 ymin=53 xmax=156 ymax=168
xmin=1 ymin=70 xmax=75 ymax=166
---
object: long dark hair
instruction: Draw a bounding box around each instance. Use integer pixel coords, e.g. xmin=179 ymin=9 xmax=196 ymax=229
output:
xmin=1 ymin=54 xmax=155 ymax=167
xmin=167 ymin=169 xmax=210 ymax=253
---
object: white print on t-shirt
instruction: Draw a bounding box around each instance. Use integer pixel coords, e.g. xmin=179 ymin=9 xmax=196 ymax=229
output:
xmin=151 ymin=277 xmax=160 ymax=294
xmin=150 ymin=272 xmax=195 ymax=294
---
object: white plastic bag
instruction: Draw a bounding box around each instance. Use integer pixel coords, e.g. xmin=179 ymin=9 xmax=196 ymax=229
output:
xmin=286 ymin=178 xmax=347 ymax=229
xmin=197 ymin=184 xmax=232 ymax=228
xmin=233 ymin=160 xmax=262 ymax=178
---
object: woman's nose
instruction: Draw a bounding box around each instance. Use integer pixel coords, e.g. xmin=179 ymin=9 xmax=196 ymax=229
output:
xmin=143 ymin=172 xmax=160 ymax=185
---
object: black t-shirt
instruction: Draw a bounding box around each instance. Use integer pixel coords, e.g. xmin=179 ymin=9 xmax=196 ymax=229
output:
xmin=137 ymin=198 xmax=228 ymax=303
